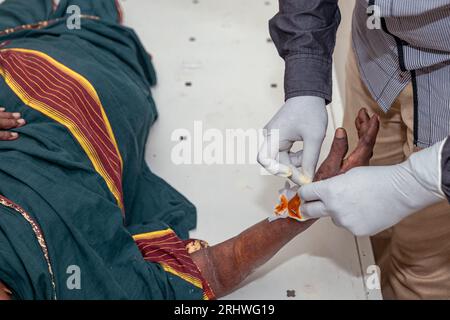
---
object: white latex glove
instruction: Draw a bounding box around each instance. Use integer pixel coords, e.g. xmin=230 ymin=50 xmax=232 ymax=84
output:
xmin=258 ymin=96 xmax=327 ymax=185
xmin=299 ymin=139 xmax=447 ymax=236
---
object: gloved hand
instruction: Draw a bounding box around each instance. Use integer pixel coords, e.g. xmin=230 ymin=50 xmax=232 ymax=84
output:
xmin=299 ymin=139 xmax=447 ymax=236
xmin=258 ymin=96 xmax=327 ymax=185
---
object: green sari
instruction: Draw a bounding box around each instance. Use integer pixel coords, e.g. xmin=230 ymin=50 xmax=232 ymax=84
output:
xmin=0 ymin=0 xmax=212 ymax=300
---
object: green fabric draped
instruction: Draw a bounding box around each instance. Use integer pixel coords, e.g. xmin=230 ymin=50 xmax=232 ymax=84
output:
xmin=0 ymin=0 xmax=201 ymax=300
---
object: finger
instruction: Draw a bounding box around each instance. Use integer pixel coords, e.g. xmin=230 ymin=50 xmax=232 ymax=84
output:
xmin=0 ymin=112 xmax=21 ymax=120
xmin=258 ymin=135 xmax=278 ymax=167
xmin=331 ymin=217 xmax=345 ymax=229
xmin=278 ymin=151 xmax=290 ymax=166
xmin=0 ymin=131 xmax=19 ymax=140
xmin=16 ymin=118 xmax=26 ymax=127
xmin=358 ymin=108 xmax=370 ymax=124
xmin=354 ymin=115 xmax=379 ymax=156
xmin=356 ymin=108 xmax=370 ymax=138
xmin=300 ymin=200 xmax=329 ymax=219
xmin=299 ymin=181 xmax=324 ymax=202
xmin=0 ymin=118 xmax=25 ymax=129
xmin=365 ymin=114 xmax=380 ymax=146
xmin=355 ymin=117 xmax=362 ymax=136
xmin=278 ymin=152 xmax=303 ymax=185
xmin=328 ymin=128 xmax=349 ymax=162
xmin=315 ymin=128 xmax=348 ymax=181
xmin=258 ymin=136 xmax=292 ymax=177
xmin=341 ymin=115 xmax=380 ymax=172
xmin=300 ymin=135 xmax=325 ymax=182
xmin=289 ymin=167 xmax=304 ymax=185
xmin=288 ymin=150 xmax=303 ymax=167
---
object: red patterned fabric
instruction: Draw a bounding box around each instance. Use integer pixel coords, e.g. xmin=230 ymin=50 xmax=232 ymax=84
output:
xmin=0 ymin=48 xmax=124 ymax=211
xmin=134 ymin=229 xmax=215 ymax=300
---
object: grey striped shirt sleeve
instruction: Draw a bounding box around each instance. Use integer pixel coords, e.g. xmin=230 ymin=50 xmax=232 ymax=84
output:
xmin=375 ymin=0 xmax=450 ymax=17
xmin=269 ymin=0 xmax=340 ymax=103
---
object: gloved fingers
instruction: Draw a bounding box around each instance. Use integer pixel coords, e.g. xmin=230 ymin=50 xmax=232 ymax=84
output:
xmin=287 ymin=149 xmax=307 ymax=185
xmin=300 ymin=200 xmax=328 ymax=219
xmin=258 ymin=136 xmax=292 ymax=177
xmin=300 ymin=134 xmax=325 ymax=183
xmin=278 ymin=151 xmax=304 ymax=185
xmin=288 ymin=150 xmax=303 ymax=167
xmin=330 ymin=217 xmax=345 ymax=229
xmin=278 ymin=151 xmax=291 ymax=166
xmin=315 ymin=128 xmax=348 ymax=181
xmin=289 ymin=167 xmax=304 ymax=185
xmin=299 ymin=181 xmax=324 ymax=202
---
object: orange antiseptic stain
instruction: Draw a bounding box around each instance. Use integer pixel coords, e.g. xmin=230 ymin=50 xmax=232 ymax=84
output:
xmin=274 ymin=194 xmax=289 ymax=216
xmin=287 ymin=194 xmax=302 ymax=220
xmin=274 ymin=194 xmax=303 ymax=221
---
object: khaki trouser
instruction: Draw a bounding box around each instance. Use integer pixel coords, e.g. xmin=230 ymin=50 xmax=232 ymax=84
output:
xmin=344 ymin=47 xmax=450 ymax=299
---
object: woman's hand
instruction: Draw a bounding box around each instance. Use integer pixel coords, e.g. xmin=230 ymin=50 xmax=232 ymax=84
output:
xmin=0 ymin=107 xmax=26 ymax=140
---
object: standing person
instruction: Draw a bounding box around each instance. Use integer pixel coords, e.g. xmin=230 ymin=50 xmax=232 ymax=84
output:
xmin=259 ymin=0 xmax=450 ymax=299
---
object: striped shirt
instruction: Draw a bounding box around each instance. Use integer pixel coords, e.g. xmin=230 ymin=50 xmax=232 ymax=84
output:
xmin=355 ymin=0 xmax=450 ymax=147
xmin=270 ymin=0 xmax=450 ymax=147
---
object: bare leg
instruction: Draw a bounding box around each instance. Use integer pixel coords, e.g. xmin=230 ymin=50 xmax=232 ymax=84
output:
xmin=192 ymin=109 xmax=380 ymax=298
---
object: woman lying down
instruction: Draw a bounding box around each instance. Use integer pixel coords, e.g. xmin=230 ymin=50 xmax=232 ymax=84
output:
xmin=0 ymin=0 xmax=380 ymax=300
